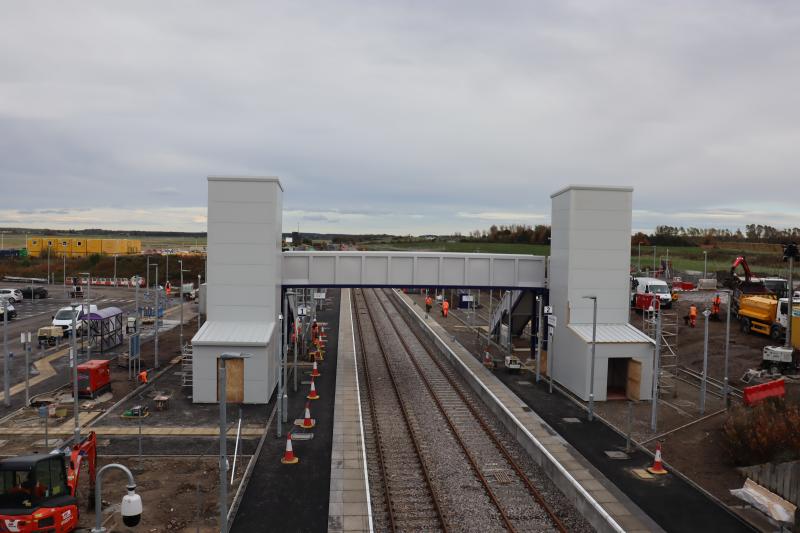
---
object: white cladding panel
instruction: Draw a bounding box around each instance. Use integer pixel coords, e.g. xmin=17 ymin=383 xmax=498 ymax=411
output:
xmin=281 ymin=252 xmax=546 ymax=288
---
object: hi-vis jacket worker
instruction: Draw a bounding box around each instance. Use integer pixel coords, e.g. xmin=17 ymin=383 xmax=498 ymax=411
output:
xmin=442 ymin=299 xmax=450 ymax=318
xmin=425 ymin=295 xmax=433 ymax=314
xmin=689 ymin=304 xmax=698 ymax=328
xmin=711 ymin=294 xmax=721 ymax=319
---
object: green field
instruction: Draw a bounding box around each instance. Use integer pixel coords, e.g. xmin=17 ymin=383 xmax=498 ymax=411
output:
xmin=359 ymin=241 xmax=551 ymax=255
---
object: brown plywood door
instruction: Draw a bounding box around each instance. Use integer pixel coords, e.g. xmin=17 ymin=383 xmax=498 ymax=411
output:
xmin=539 ymin=350 xmax=548 ymax=377
xmin=218 ymin=358 xmax=245 ymax=403
xmin=626 ymin=359 xmax=642 ymax=401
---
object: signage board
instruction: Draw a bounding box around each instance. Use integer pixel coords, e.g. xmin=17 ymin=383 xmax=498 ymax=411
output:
xmin=547 ymin=314 xmax=557 ymax=327
xmin=544 ymin=305 xmax=553 ymax=315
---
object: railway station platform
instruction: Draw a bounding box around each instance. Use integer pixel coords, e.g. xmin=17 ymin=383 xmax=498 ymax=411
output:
xmin=328 ymin=289 xmax=372 ymax=532
xmin=391 ymin=290 xmax=656 ymax=533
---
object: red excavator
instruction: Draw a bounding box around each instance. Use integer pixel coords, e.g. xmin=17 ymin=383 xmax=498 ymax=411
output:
xmin=725 ymin=256 xmax=771 ymax=314
xmin=0 ymin=432 xmax=96 ymax=532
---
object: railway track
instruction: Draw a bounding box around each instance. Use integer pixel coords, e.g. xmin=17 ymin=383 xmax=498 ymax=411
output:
xmin=354 ymin=288 xmax=568 ymax=532
xmin=676 ymin=365 xmax=744 ymax=401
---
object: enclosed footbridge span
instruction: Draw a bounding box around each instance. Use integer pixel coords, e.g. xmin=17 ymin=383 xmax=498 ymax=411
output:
xmin=282 ymin=251 xmax=546 ymax=289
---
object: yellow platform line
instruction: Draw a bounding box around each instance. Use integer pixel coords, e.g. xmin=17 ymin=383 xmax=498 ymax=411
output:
xmin=0 ymin=346 xmax=70 ymax=403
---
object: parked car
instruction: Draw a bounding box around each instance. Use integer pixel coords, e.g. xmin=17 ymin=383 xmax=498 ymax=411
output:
xmin=52 ymin=304 xmax=98 ymax=336
xmin=0 ymin=288 xmax=23 ymax=303
xmin=0 ymin=302 xmax=16 ymax=320
xmin=20 ymin=286 xmax=48 ymax=299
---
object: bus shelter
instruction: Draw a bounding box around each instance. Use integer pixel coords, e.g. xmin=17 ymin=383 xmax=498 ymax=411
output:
xmin=80 ymin=306 xmax=124 ymax=353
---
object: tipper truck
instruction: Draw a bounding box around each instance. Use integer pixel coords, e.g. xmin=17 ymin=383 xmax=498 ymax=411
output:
xmin=738 ymin=295 xmax=800 ymax=340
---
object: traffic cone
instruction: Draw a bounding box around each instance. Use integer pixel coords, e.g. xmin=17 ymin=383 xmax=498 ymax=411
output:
xmin=647 ymin=442 xmax=668 ymax=475
xmin=281 ymin=433 xmax=299 ymax=464
xmin=307 ymin=378 xmax=320 ymax=400
xmin=311 ymin=360 xmax=321 ymax=377
xmin=296 ymin=402 xmax=315 ymax=429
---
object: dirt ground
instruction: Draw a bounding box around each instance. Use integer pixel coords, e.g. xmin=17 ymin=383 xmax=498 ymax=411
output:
xmin=77 ymin=456 xmax=225 ymax=532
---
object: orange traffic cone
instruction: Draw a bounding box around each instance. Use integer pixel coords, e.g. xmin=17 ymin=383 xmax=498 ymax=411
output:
xmin=307 ymin=378 xmax=320 ymax=400
xmin=647 ymin=442 xmax=668 ymax=475
xmin=281 ymin=433 xmax=299 ymax=464
xmin=311 ymin=360 xmax=321 ymax=377
xmin=296 ymin=402 xmax=315 ymax=429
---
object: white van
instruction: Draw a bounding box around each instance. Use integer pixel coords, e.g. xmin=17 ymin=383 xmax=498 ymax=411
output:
xmin=631 ymin=277 xmax=672 ymax=309
xmin=52 ymin=304 xmax=98 ymax=337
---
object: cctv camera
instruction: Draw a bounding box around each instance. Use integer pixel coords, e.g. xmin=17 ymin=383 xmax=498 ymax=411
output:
xmin=121 ymin=487 xmax=142 ymax=527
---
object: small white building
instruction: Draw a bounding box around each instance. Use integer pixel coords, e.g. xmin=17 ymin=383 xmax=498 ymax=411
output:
xmin=191 ymin=177 xmax=283 ymax=403
xmin=549 ymin=186 xmax=655 ymax=401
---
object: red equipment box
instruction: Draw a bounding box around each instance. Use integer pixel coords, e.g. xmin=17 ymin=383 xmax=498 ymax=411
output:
xmin=743 ymin=378 xmax=786 ymax=406
xmin=77 ymin=359 xmax=111 ymax=399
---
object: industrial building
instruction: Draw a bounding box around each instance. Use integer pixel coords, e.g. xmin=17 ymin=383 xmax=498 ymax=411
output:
xmin=26 ymin=237 xmax=142 ymax=257
xmin=192 ymin=176 xmax=655 ymax=405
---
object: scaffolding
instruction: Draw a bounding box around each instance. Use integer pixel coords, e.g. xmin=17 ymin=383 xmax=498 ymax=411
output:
xmin=643 ymin=307 xmax=680 ymax=398
xmin=181 ymin=343 xmax=193 ymax=388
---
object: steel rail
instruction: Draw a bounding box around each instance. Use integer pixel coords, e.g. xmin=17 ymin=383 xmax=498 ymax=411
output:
xmin=375 ymin=289 xmax=569 ymax=533
xmin=353 ymin=289 xmax=448 ymax=533
xmin=364 ymin=289 xmax=518 ymax=532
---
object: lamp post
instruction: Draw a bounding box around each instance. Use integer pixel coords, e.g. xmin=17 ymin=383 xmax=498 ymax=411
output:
xmin=703 ymin=251 xmax=708 ymax=279
xmin=0 ymin=230 xmax=7 ymax=249
xmin=783 ymin=243 xmax=799 ymax=353
xmin=178 ymin=260 xmax=189 ymax=350
xmin=149 ymin=264 xmax=160 ymax=369
xmin=3 ymin=299 xmax=9 ymax=407
xmin=583 ymin=296 xmax=598 ymax=421
xmin=638 ymin=242 xmax=641 ymax=272
xmin=70 ymin=303 xmax=80 ymax=442
xmin=651 ymin=302 xmax=662 ymax=431
xmin=80 ymin=272 xmax=91 ymax=364
xmin=700 ymin=308 xmax=711 ymax=415
xmin=90 ymin=463 xmax=142 ymax=532
xmin=113 ymin=255 xmax=118 ymax=287
xmin=218 ymin=352 xmax=250 ymax=533
xmin=47 ymin=245 xmax=51 ymax=285
xmin=723 ymin=289 xmax=732 ymax=405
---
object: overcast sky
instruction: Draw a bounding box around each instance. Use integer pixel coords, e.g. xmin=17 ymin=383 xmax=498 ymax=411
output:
xmin=1 ymin=1 xmax=799 ymax=235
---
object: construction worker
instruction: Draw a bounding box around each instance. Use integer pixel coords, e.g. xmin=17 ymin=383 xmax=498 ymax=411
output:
xmin=711 ymin=294 xmax=721 ymax=320
xmin=311 ymin=320 xmax=319 ymax=342
xmin=442 ymin=299 xmax=450 ymax=318
xmin=689 ymin=304 xmax=698 ymax=328
xmin=138 ymin=370 xmax=148 ymax=384
xmin=425 ymin=294 xmax=433 ymax=315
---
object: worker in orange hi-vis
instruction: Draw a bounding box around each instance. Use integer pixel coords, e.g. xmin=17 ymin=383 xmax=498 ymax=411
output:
xmin=138 ymin=370 xmax=148 ymax=384
xmin=711 ymin=294 xmax=721 ymax=320
xmin=425 ymin=295 xmax=433 ymax=316
xmin=311 ymin=320 xmax=319 ymax=342
xmin=165 ymin=281 xmax=171 ymax=297
xmin=442 ymin=299 xmax=450 ymax=318
xmin=689 ymin=304 xmax=698 ymax=328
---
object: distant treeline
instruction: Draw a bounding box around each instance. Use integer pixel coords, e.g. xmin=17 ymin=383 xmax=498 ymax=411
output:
xmin=2 ymin=227 xmax=206 ymax=238
xmin=457 ymin=224 xmax=552 ymax=244
xmin=639 ymin=225 xmax=800 ymax=247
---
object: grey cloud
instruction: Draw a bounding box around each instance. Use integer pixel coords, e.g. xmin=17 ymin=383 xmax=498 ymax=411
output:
xmin=1 ymin=1 xmax=799 ymax=234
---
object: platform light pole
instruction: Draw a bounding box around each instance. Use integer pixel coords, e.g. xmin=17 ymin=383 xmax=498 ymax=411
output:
xmin=113 ymin=254 xmax=118 ymax=286
xmin=703 ymin=251 xmax=708 ymax=279
xmin=70 ymin=303 xmax=80 ymax=442
xmin=80 ymin=272 xmax=91 ymax=363
xmin=583 ymin=295 xmax=598 ymax=421
xmin=47 ymin=244 xmax=51 ymax=285
xmin=0 ymin=230 xmax=7 ymax=249
xmin=3 ymin=299 xmax=9 ymax=406
xmin=638 ymin=242 xmax=642 ymax=272
xmin=149 ymin=264 xmax=160 ymax=369
xmin=178 ymin=260 xmax=189 ymax=350
xmin=723 ymin=289 xmax=732 ymax=406
xmin=218 ymin=352 xmax=249 ymax=533
xmin=783 ymin=243 xmax=798 ymax=354
xmin=651 ymin=302 xmax=662 ymax=432
xmin=700 ymin=308 xmax=711 ymax=415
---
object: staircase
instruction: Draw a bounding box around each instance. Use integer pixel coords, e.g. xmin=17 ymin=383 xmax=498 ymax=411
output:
xmin=489 ymin=290 xmax=536 ymax=338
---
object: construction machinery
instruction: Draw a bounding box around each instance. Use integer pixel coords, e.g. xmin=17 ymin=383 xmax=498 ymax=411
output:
xmin=738 ymin=295 xmax=800 ymax=340
xmin=0 ymin=432 xmax=96 ymax=532
xmin=724 ymin=256 xmax=771 ymax=313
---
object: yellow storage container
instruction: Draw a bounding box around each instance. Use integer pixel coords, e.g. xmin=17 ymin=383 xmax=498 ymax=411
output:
xmin=70 ymin=238 xmax=87 ymax=257
xmin=55 ymin=238 xmax=71 ymax=257
xmin=27 ymin=238 xmax=42 ymax=257
xmin=101 ymin=239 xmax=119 ymax=254
xmin=86 ymin=239 xmax=102 ymax=254
xmin=793 ymin=315 xmax=800 ymax=350
xmin=128 ymin=240 xmax=142 ymax=254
